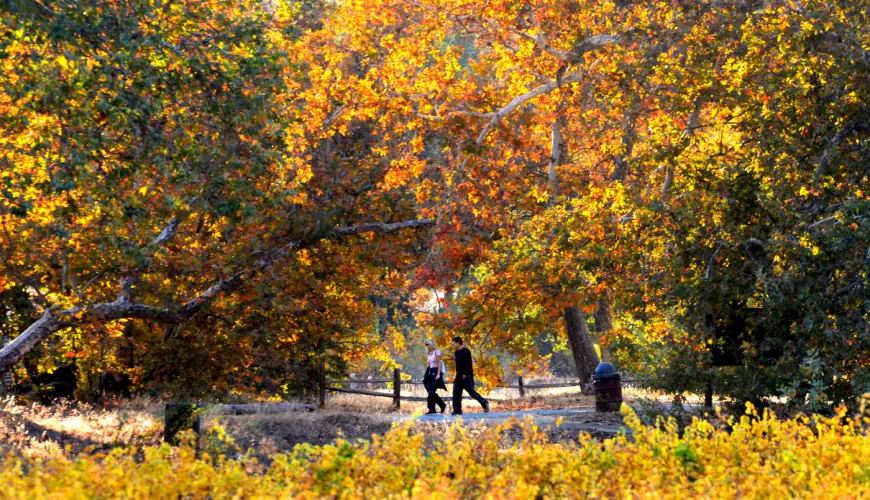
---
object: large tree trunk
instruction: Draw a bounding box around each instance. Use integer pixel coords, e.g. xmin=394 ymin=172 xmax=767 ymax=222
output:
xmin=547 ymin=119 xmax=566 ymax=202
xmin=548 ymin=118 xmax=600 ymax=389
xmin=1 ymin=335 xmax=11 ymax=394
xmin=593 ymin=299 xmax=614 ymax=363
xmin=563 ymin=306 xmax=600 ymax=391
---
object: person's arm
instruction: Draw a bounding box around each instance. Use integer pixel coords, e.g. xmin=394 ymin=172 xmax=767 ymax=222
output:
xmin=435 ymin=350 xmax=442 ymax=379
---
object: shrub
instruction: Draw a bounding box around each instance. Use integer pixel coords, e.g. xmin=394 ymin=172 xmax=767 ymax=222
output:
xmin=2 ymin=405 xmax=870 ymax=498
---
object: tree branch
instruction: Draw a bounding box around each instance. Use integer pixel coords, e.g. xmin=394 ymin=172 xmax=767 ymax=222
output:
xmin=494 ymin=23 xmax=571 ymax=62
xmin=485 ymin=16 xmax=619 ymax=63
xmin=476 ymin=65 xmax=595 ymax=145
xmin=807 ymin=215 xmax=838 ymax=230
xmin=813 ymin=118 xmax=861 ymax=182
xmin=0 ymin=218 xmax=435 ymax=373
xmin=334 ymin=218 xmax=434 ymax=236
xmin=547 ymin=119 xmax=565 ymax=203
xmin=153 ymin=216 xmax=180 ymax=247
xmin=118 ymin=215 xmax=183 ymax=304
xmin=664 ymin=98 xmax=704 ymax=197
xmin=706 ymin=243 xmax=723 ymax=281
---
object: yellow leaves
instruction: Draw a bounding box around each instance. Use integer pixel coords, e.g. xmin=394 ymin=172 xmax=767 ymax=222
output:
xmin=0 ymin=274 xmax=12 ymax=294
xmin=5 ymin=408 xmax=870 ymax=498
xmin=382 ymin=157 xmax=425 ymax=190
xmin=56 ymin=54 xmax=71 ymax=71
xmin=528 ymin=185 xmax=549 ymax=204
xmin=297 ymin=249 xmax=312 ymax=267
xmin=295 ymin=163 xmax=314 ymax=185
xmin=106 ymin=323 xmax=126 ymax=339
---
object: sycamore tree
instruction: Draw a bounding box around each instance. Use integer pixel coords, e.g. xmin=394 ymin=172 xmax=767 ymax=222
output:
xmin=0 ymin=0 xmax=436 ymax=394
xmin=2 ymin=0 xmax=868 ymax=404
xmin=320 ymin=0 xmax=728 ymax=384
xmin=403 ymin=0 xmax=870 ymax=403
xmin=312 ymin=0 xmax=870 ymax=404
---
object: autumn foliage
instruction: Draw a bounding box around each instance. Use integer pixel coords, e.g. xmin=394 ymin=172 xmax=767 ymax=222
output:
xmin=1 ymin=0 xmax=870 ymax=405
xmin=3 ymin=406 xmax=870 ymax=498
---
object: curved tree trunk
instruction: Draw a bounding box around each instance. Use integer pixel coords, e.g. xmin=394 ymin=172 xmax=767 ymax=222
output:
xmin=563 ymin=306 xmax=600 ymax=391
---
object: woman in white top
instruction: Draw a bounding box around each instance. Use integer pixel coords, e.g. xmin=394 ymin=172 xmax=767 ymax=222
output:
xmin=423 ymin=338 xmax=447 ymax=414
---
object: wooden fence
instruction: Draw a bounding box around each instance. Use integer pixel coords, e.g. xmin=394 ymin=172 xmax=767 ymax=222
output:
xmin=320 ymin=364 xmax=593 ymax=410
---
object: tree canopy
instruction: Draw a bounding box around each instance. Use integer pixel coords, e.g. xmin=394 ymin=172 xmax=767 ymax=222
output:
xmin=1 ymin=0 xmax=869 ymax=404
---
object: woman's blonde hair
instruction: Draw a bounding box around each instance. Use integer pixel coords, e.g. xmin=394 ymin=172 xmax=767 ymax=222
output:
xmin=424 ymin=338 xmax=438 ymax=351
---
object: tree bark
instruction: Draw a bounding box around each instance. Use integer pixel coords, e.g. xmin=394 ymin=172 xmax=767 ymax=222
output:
xmin=547 ymin=120 xmax=565 ymax=202
xmin=563 ymin=306 xmax=600 ymax=390
xmin=593 ymin=299 xmax=614 ymax=363
xmin=548 ymin=116 xmax=601 ymax=388
xmin=0 ymin=335 xmax=11 ymax=394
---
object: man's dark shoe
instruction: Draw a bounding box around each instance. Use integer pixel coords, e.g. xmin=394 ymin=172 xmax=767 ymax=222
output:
xmin=438 ymin=403 xmax=447 ymax=413
xmin=450 ymin=412 xmax=462 ymax=416
xmin=483 ymin=402 xmax=490 ymax=413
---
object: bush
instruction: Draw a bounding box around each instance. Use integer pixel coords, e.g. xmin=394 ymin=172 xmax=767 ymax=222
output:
xmin=2 ymin=405 xmax=870 ymax=498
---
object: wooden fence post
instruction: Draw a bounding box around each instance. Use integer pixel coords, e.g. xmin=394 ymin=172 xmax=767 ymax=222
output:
xmin=518 ymin=376 xmax=525 ymax=398
xmin=392 ymin=368 xmax=401 ymax=411
xmin=319 ymin=359 xmax=326 ymax=408
xmin=705 ymin=381 xmax=713 ymax=408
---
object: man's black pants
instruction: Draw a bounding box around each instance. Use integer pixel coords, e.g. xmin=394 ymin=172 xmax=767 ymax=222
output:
xmin=452 ymin=376 xmax=487 ymax=414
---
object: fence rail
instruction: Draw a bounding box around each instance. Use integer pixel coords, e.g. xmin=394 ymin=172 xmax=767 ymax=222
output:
xmin=325 ymin=384 xmax=509 ymax=403
xmin=319 ymin=363 xmax=619 ymax=409
xmin=328 ymin=378 xmax=393 ymax=384
xmin=213 ymin=402 xmax=317 ymax=414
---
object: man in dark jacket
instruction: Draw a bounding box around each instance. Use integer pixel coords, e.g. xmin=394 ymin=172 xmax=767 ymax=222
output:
xmin=451 ymin=336 xmax=489 ymax=415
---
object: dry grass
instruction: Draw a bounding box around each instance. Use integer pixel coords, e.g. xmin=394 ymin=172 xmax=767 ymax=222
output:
xmin=206 ymin=411 xmax=395 ymax=458
xmin=0 ymin=396 xmax=163 ymax=459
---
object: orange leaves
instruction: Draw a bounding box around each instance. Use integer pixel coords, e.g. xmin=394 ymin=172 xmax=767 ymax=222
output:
xmin=382 ymin=157 xmax=426 ymax=190
xmin=1 ymin=0 xmax=863 ymax=402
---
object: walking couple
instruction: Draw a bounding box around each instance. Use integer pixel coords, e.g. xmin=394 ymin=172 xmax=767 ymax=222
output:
xmin=423 ymin=336 xmax=489 ymax=415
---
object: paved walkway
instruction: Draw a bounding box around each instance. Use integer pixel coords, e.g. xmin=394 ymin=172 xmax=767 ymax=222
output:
xmin=405 ymin=403 xmax=712 ymax=436
xmin=406 ymin=408 xmax=630 ymax=436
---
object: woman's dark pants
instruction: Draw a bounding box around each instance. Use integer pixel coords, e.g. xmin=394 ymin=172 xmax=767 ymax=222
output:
xmin=424 ymin=368 xmax=446 ymax=412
